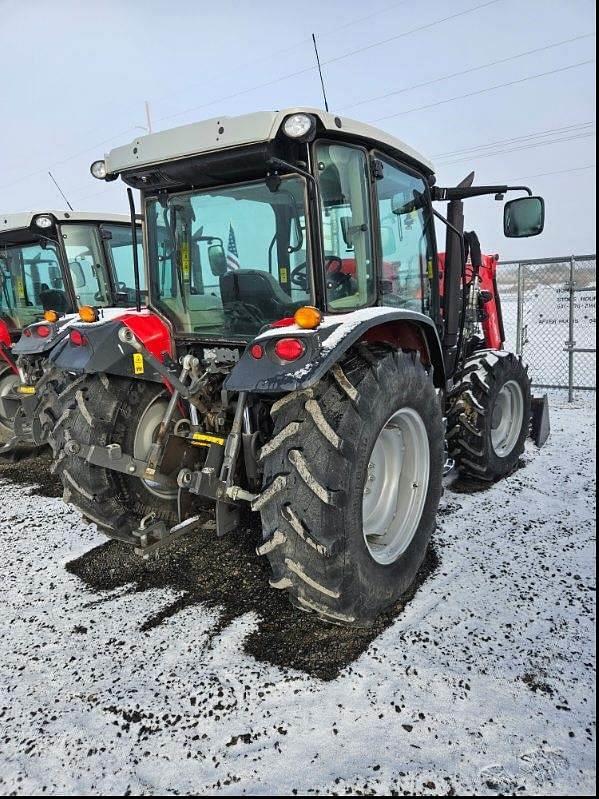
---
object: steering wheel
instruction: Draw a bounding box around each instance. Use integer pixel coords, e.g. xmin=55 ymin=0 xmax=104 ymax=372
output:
xmin=290 ymin=261 xmax=308 ymax=291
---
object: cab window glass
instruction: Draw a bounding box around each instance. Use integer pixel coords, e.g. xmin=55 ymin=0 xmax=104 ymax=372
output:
xmin=315 ymin=142 xmax=375 ymax=310
xmin=61 ymin=224 xmax=111 ymax=307
xmin=0 ymin=239 xmax=70 ymax=326
xmin=102 ymin=224 xmax=146 ymax=305
xmin=375 ymin=156 xmax=433 ymax=314
xmin=146 ymin=176 xmax=312 ymax=339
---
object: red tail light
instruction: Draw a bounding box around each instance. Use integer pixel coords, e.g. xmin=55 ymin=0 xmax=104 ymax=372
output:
xmin=270 ymin=316 xmax=295 ymax=329
xmin=35 ymin=325 xmax=51 ymax=338
xmin=69 ymin=329 xmax=88 ymax=347
xmin=274 ymin=337 xmax=305 ymax=362
xmin=250 ymin=343 xmax=264 ymax=359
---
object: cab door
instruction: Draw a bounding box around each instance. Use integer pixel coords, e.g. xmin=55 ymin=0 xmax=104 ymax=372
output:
xmin=371 ymin=153 xmax=439 ymax=324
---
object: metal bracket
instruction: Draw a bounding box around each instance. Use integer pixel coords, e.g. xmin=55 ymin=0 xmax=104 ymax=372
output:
xmin=130 ymin=514 xmax=206 ymax=558
xmin=65 ymin=439 xmax=173 ymax=487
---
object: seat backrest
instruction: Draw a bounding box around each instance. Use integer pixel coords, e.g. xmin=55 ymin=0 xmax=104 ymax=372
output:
xmin=219 ymin=270 xmax=294 ymax=319
xmin=39 ymin=288 xmax=69 ymax=313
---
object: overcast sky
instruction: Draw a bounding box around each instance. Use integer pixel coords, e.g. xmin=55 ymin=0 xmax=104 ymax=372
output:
xmin=0 ymin=0 xmax=595 ymax=259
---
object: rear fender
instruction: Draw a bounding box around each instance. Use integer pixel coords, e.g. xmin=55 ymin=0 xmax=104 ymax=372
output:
xmin=50 ymin=314 xmax=172 ymax=384
xmin=0 ymin=319 xmax=12 ymax=348
xmin=225 ymin=307 xmax=445 ymax=393
xmin=12 ymin=317 xmax=76 ymax=358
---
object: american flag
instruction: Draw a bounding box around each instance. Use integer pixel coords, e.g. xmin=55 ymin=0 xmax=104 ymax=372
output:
xmin=226 ymin=223 xmax=240 ymax=271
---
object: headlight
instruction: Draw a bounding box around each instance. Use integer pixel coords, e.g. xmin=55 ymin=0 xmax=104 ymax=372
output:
xmin=90 ymin=160 xmax=107 ymax=180
xmin=34 ymin=215 xmax=53 ymax=229
xmin=282 ymin=113 xmax=316 ymax=141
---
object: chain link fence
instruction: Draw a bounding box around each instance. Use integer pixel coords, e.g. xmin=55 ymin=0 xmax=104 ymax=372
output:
xmin=497 ymin=255 xmax=596 ymax=400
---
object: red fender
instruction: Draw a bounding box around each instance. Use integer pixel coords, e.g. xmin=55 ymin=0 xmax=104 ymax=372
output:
xmin=118 ymin=311 xmax=174 ymax=361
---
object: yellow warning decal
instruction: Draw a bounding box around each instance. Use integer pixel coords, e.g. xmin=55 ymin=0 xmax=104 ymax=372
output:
xmin=427 ymin=258 xmax=434 ymax=279
xmin=17 ymin=385 xmax=36 ymax=395
xmin=133 ymin=353 xmax=144 ymax=375
xmin=16 ymin=277 xmax=25 ymax=300
xmin=191 ymin=432 xmax=226 ymax=447
xmin=279 ymin=266 xmax=289 ymax=284
xmin=181 ymin=241 xmax=191 ymax=280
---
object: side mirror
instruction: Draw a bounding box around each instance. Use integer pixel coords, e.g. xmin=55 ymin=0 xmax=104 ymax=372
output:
xmin=339 ymin=216 xmax=354 ymax=249
xmin=208 ymin=244 xmax=227 ymax=276
xmin=69 ymin=261 xmax=86 ymax=288
xmin=504 ymin=196 xmax=545 ymax=238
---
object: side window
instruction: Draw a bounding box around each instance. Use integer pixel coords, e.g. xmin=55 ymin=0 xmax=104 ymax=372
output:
xmin=61 ymin=224 xmax=110 ymax=307
xmin=315 ymin=142 xmax=375 ymax=310
xmin=375 ymin=157 xmax=434 ymax=314
xmin=102 ymin=224 xmax=146 ymax=305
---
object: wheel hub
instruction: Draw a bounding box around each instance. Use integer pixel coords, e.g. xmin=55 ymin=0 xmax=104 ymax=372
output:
xmin=133 ymin=395 xmax=179 ymax=500
xmin=0 ymin=372 xmax=20 ymax=430
xmin=362 ymin=407 xmax=430 ymax=565
xmin=491 ymin=380 xmax=524 ymax=458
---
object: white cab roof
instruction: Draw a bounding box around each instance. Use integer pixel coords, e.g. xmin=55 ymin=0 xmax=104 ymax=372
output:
xmin=0 ymin=211 xmax=131 ymax=235
xmin=104 ymin=107 xmax=435 ymax=176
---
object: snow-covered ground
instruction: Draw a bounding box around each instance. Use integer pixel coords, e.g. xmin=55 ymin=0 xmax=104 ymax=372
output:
xmin=0 ymin=397 xmax=595 ymax=796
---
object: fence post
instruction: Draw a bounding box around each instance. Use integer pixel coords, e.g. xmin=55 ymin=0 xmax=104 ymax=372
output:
xmin=516 ymin=262 xmax=524 ymax=355
xmin=567 ymin=255 xmax=576 ymax=402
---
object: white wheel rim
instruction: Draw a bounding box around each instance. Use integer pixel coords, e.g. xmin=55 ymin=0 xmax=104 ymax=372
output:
xmin=491 ymin=380 xmax=524 ymax=457
xmin=362 ymin=407 xmax=430 ymax=565
xmin=0 ymin=371 xmax=20 ymax=430
xmin=133 ymin=394 xmax=178 ymax=500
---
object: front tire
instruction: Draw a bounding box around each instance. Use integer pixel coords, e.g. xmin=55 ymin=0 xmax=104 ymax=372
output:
xmin=256 ymin=348 xmax=444 ymax=626
xmin=447 ymin=350 xmax=531 ymax=481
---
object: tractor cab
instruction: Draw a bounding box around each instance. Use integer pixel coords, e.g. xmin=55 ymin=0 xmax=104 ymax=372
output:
xmin=0 ymin=211 xmax=143 ymax=441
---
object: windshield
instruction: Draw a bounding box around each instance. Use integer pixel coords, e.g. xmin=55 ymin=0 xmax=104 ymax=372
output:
xmin=146 ymin=176 xmax=312 ymax=339
xmin=0 ymin=237 xmax=72 ymax=329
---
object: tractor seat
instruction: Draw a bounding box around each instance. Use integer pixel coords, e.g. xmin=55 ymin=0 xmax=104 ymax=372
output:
xmin=39 ymin=288 xmax=69 ymax=313
xmin=219 ymin=269 xmax=298 ymax=320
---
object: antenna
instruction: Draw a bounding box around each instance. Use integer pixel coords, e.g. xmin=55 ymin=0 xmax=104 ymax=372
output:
xmin=145 ymin=100 xmax=153 ymax=133
xmin=311 ymin=33 xmax=329 ymax=112
xmin=48 ymin=171 xmax=73 ymax=211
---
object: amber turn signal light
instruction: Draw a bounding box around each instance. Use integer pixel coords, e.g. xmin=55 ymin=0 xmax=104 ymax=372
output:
xmin=79 ymin=305 xmax=99 ymax=323
xmin=293 ymin=306 xmax=322 ymax=330
xmin=43 ymin=310 xmax=59 ymax=323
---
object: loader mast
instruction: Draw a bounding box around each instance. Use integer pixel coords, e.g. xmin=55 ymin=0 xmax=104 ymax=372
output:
xmin=441 ymin=198 xmax=465 ymax=376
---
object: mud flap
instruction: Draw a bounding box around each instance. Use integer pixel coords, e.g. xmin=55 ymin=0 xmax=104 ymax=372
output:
xmin=530 ymin=394 xmax=550 ymax=447
xmin=215 ymin=500 xmax=240 ymax=537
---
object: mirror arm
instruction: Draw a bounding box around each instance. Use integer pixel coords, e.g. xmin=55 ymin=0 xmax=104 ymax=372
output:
xmin=432 ymin=184 xmax=532 ymax=201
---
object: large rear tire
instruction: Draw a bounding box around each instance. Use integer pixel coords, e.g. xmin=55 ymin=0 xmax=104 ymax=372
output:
xmin=13 ymin=364 xmax=72 ymax=446
xmin=51 ymin=374 xmax=180 ymax=534
xmin=447 ymin=350 xmax=531 ymax=481
xmin=256 ymin=348 xmax=444 ymax=626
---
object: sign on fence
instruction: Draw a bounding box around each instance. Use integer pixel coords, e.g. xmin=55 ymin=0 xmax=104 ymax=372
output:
xmin=497 ymin=255 xmax=596 ymax=399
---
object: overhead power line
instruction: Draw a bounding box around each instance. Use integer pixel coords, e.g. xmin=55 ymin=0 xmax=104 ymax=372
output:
xmin=157 ymin=0 xmax=504 ymax=123
xmin=437 ymin=130 xmax=596 ymax=165
xmin=433 ymin=121 xmax=595 ymax=158
xmin=508 ymin=164 xmax=595 ymax=181
xmin=0 ymin=0 xmax=501 ymax=191
xmin=372 ymin=59 xmax=596 ymax=121
xmin=341 ymin=33 xmax=595 ymax=111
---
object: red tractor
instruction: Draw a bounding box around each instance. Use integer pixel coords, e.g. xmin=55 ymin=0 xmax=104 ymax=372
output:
xmin=0 ymin=211 xmax=143 ymax=454
xmin=46 ymin=109 xmax=549 ymax=625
